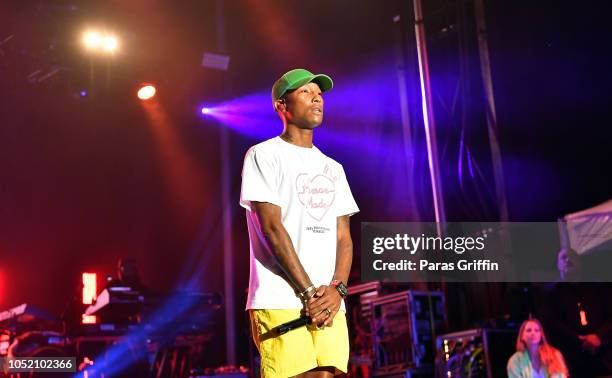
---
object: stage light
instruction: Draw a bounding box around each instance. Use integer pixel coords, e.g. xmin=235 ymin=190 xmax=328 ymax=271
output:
xmin=83 ymin=31 xmax=101 ymax=49
xmin=82 ymin=314 xmax=97 ymax=324
xmin=201 ymin=107 xmax=210 ymax=115
xmin=82 ymin=272 xmax=97 ymax=305
xmin=137 ymin=84 xmax=156 ymax=100
xmin=82 ymin=30 xmax=119 ymax=54
xmin=102 ymin=35 xmax=118 ymax=53
xmin=80 ymin=90 xmax=87 ymax=97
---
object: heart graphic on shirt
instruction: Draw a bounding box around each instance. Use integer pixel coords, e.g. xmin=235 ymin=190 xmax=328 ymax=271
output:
xmin=296 ymin=174 xmax=336 ymax=221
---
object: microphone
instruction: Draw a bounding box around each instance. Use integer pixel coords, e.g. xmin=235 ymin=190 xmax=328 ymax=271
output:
xmin=275 ymin=316 xmax=311 ymax=335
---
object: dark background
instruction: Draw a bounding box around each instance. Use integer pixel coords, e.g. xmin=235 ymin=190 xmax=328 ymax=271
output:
xmin=1 ymin=0 xmax=610 ymax=367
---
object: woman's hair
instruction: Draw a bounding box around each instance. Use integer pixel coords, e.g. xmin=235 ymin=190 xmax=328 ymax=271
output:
xmin=516 ymin=318 xmax=568 ymax=376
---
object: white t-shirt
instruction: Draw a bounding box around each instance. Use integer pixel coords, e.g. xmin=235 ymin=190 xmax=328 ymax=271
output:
xmin=240 ymin=136 xmax=359 ymax=309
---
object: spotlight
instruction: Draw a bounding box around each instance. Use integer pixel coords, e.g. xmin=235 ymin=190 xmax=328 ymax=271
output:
xmin=82 ymin=30 xmax=119 ymax=53
xmin=81 ymin=314 xmax=97 ymax=324
xmin=137 ymin=84 xmax=156 ymax=100
xmin=102 ymin=35 xmax=118 ymax=52
xmin=80 ymin=90 xmax=87 ymax=97
xmin=201 ymin=107 xmax=211 ymax=115
xmin=82 ymin=272 xmax=97 ymax=305
xmin=83 ymin=31 xmax=101 ymax=49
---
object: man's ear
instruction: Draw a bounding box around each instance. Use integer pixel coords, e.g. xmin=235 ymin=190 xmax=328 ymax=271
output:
xmin=274 ymin=99 xmax=287 ymax=112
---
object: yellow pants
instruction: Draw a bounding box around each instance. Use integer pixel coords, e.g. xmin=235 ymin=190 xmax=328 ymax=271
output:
xmin=249 ymin=309 xmax=349 ymax=378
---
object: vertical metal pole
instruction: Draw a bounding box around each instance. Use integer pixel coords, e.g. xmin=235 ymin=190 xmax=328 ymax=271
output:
xmin=392 ymin=15 xmax=419 ymax=220
xmin=221 ymin=107 xmax=236 ymax=367
xmin=413 ymin=0 xmax=446 ymax=235
xmin=215 ymin=0 xmax=236 ymax=366
xmin=473 ymin=0 xmax=509 ymax=221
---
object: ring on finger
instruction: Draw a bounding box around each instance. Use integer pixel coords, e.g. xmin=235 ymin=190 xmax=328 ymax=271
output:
xmin=324 ymin=308 xmax=331 ymax=317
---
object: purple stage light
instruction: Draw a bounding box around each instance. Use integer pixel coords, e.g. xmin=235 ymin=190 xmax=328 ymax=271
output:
xmin=80 ymin=90 xmax=87 ymax=97
xmin=197 ymin=92 xmax=278 ymax=139
xmin=201 ymin=58 xmax=405 ymax=148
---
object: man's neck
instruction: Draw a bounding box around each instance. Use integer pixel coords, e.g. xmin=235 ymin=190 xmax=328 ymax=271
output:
xmin=280 ymin=125 xmax=314 ymax=148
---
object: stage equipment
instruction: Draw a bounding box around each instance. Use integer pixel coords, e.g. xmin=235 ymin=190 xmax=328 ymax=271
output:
xmin=0 ymin=332 xmax=9 ymax=356
xmin=0 ymin=303 xmax=61 ymax=339
xmin=436 ymin=328 xmax=516 ymax=378
xmin=78 ymin=290 xmax=222 ymax=377
xmin=189 ymin=365 xmax=248 ymax=377
xmin=0 ymin=288 xmax=222 ymax=377
xmin=7 ymin=330 xmax=72 ymax=358
xmin=369 ymin=369 xmax=432 ymax=378
xmin=4 ymin=330 xmax=74 ymax=378
xmin=0 ymin=304 xmax=59 ymax=326
xmin=83 ymin=286 xmax=144 ymax=324
xmin=370 ymin=290 xmax=446 ymax=377
xmin=346 ymin=282 xmax=382 ymax=377
xmin=84 ymin=288 xmax=221 ymax=325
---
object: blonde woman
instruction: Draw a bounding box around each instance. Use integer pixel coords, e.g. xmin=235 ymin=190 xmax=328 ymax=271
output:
xmin=507 ymin=318 xmax=569 ymax=378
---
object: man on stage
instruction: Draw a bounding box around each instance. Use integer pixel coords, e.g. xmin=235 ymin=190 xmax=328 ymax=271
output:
xmin=240 ymin=68 xmax=359 ymax=377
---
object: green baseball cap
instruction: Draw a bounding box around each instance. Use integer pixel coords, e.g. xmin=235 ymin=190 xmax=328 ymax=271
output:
xmin=271 ymin=68 xmax=333 ymax=102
